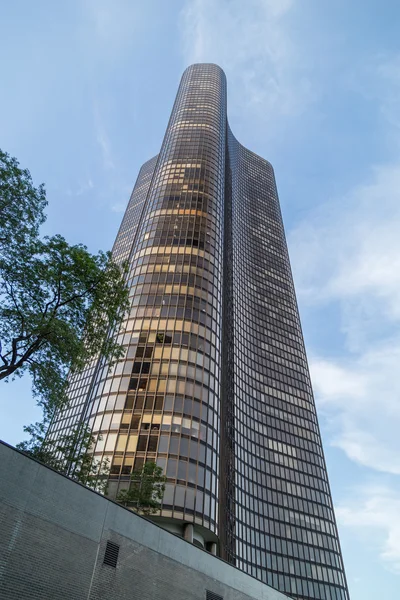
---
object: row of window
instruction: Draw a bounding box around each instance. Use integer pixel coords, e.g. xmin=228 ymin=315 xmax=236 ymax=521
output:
xmin=225 ymin=132 xmax=345 ymax=593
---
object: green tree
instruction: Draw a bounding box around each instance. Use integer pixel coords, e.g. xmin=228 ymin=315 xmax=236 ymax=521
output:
xmin=117 ymin=462 xmax=167 ymax=515
xmin=17 ymin=419 xmax=109 ymax=494
xmin=0 ymin=149 xmax=46 ymax=253
xmin=0 ymin=149 xmax=129 ymax=415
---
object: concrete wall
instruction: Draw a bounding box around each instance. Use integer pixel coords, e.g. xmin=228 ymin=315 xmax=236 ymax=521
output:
xmin=0 ymin=441 xmax=291 ymax=600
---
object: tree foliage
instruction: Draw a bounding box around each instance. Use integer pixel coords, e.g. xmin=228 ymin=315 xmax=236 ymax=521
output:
xmin=16 ymin=420 xmax=109 ymax=494
xmin=0 ymin=149 xmax=129 ymax=415
xmin=116 ymin=462 xmax=166 ymax=515
xmin=0 ymin=149 xmax=46 ymax=253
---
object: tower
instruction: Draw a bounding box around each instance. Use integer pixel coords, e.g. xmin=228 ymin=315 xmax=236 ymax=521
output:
xmin=48 ymin=64 xmax=349 ymax=600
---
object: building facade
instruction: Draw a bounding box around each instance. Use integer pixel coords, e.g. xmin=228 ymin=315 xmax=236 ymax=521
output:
xmin=48 ymin=64 xmax=349 ymax=600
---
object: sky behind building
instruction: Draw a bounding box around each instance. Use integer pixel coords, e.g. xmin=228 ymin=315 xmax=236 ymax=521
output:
xmin=1 ymin=2 xmax=400 ymax=599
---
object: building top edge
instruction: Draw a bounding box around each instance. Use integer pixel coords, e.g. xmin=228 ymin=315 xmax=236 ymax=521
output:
xmin=228 ymin=124 xmax=274 ymax=172
xmin=183 ymin=62 xmax=227 ymax=79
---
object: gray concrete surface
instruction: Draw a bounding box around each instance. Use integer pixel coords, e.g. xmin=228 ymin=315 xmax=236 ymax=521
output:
xmin=0 ymin=441 xmax=291 ymax=600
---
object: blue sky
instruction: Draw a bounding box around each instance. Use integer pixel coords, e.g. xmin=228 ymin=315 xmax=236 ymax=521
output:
xmin=1 ymin=1 xmax=400 ymax=598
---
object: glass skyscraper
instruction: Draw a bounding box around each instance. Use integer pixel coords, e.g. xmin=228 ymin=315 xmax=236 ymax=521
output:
xmin=48 ymin=64 xmax=349 ymax=600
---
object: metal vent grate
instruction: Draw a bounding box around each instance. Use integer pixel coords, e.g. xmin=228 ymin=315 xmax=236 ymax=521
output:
xmin=206 ymin=592 xmax=223 ymax=600
xmin=103 ymin=541 xmax=120 ymax=568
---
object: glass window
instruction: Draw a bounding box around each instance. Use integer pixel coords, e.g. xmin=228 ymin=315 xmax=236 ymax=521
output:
xmin=167 ymin=459 xmax=177 ymax=478
xmin=116 ymin=433 xmax=128 ymax=452
xmin=127 ymin=434 xmax=138 ymax=452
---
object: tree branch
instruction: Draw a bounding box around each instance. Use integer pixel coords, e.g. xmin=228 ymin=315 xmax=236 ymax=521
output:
xmin=0 ymin=336 xmax=44 ymax=380
xmin=0 ymin=353 xmax=9 ymax=367
xmin=50 ymin=278 xmax=101 ymax=315
xmin=3 ymin=278 xmax=26 ymax=331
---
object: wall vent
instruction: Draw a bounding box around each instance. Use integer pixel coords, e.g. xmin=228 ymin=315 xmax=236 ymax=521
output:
xmin=103 ymin=541 xmax=120 ymax=568
xmin=206 ymin=591 xmax=223 ymax=600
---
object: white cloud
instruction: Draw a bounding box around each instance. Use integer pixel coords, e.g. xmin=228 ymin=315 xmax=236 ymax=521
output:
xmin=337 ymin=484 xmax=400 ymax=572
xmin=310 ymin=360 xmax=367 ymax=402
xmin=76 ymin=178 xmax=94 ymax=196
xmin=180 ymin=0 xmax=315 ymax=120
xmin=289 ymin=154 xmax=400 ymax=477
xmin=291 ymin=160 xmax=400 ymax=350
xmin=376 ymin=55 xmax=400 ymax=134
xmin=83 ymin=0 xmax=141 ymax=57
xmin=110 ymin=202 xmax=126 ymax=213
xmin=65 ymin=178 xmax=94 ymax=197
xmin=94 ymin=105 xmax=115 ymax=171
xmin=288 ymin=51 xmax=400 ymax=479
xmin=310 ymin=341 xmax=400 ymax=475
xmin=92 ymin=102 xmax=134 ymax=211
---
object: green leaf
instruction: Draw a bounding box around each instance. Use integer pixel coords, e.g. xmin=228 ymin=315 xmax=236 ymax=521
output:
xmin=116 ymin=461 xmax=167 ymax=515
xmin=0 ymin=148 xmax=129 ymax=418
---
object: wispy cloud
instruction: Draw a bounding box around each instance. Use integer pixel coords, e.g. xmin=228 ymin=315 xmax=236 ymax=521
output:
xmin=289 ymin=54 xmax=400 ymax=479
xmin=375 ymin=54 xmax=400 ymax=137
xmin=291 ymin=160 xmax=400 ymax=342
xmin=64 ymin=178 xmax=94 ymax=198
xmin=94 ymin=104 xmax=115 ymax=171
xmin=290 ymin=156 xmax=400 ymax=474
xmin=76 ymin=178 xmax=94 ymax=196
xmin=337 ymin=484 xmax=400 ymax=573
xmin=92 ymin=103 xmax=135 ymax=213
xmin=83 ymin=0 xmax=141 ymax=59
xmin=179 ymin=0 xmax=315 ymax=121
xmin=310 ymin=344 xmax=400 ymax=475
xmin=110 ymin=201 xmax=126 ymax=213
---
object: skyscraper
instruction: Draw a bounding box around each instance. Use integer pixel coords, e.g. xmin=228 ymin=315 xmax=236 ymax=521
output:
xmin=48 ymin=64 xmax=349 ymax=600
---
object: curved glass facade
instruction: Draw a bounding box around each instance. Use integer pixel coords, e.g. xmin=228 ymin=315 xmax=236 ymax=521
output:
xmin=48 ymin=64 xmax=349 ymax=600
xmin=224 ymin=128 xmax=349 ymax=599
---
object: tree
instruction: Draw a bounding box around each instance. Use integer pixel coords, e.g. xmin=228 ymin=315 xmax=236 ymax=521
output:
xmin=0 ymin=149 xmax=129 ymax=415
xmin=0 ymin=149 xmax=46 ymax=254
xmin=116 ymin=462 xmax=167 ymax=515
xmin=16 ymin=420 xmax=110 ymax=494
